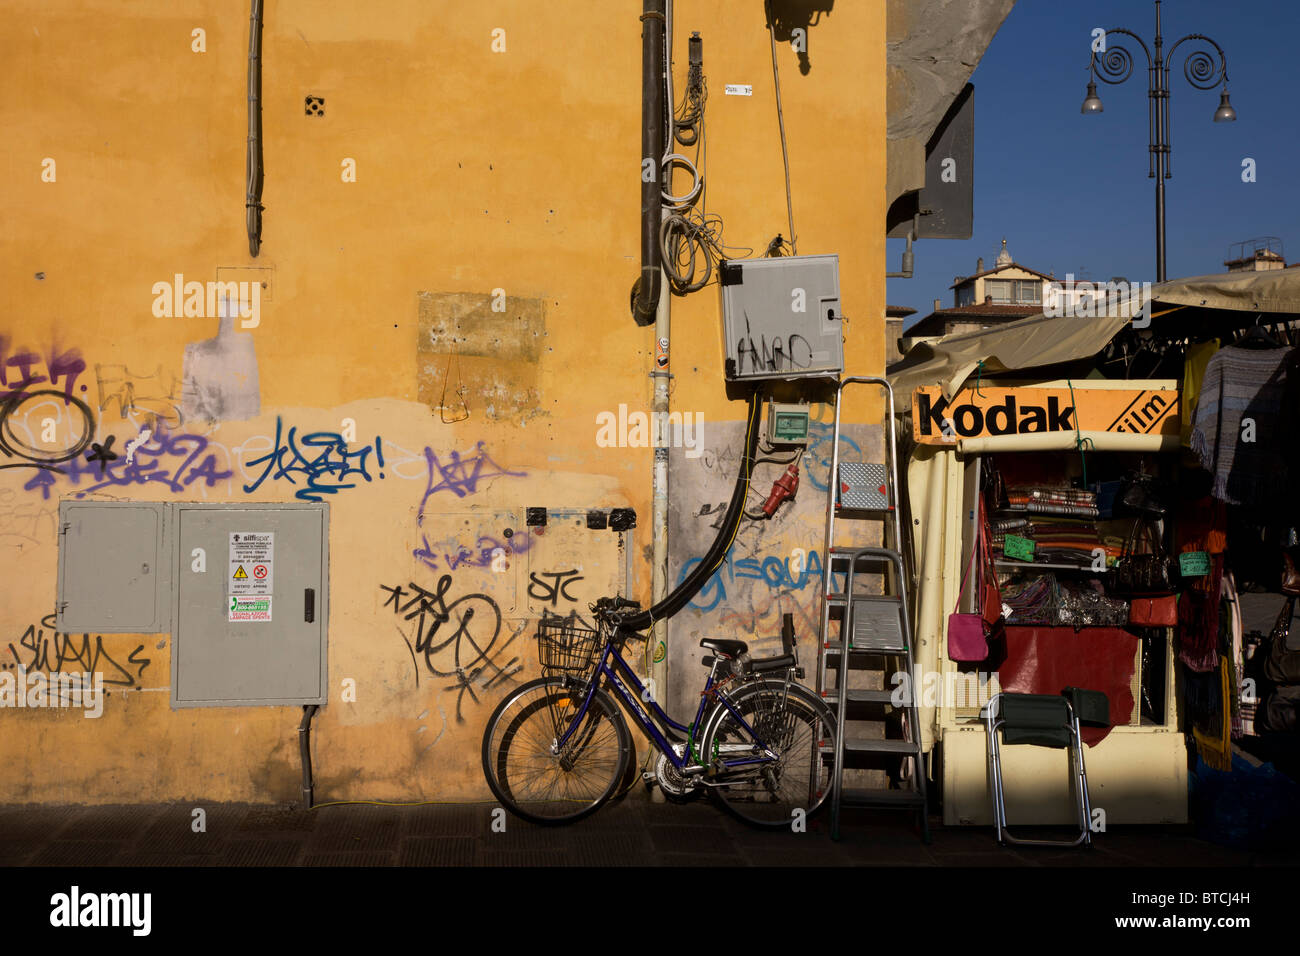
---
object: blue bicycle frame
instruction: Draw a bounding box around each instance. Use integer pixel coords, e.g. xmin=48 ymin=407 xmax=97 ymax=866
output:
xmin=556 ymin=635 xmax=780 ymax=774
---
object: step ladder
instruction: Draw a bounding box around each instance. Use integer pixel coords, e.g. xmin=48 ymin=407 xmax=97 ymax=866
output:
xmin=817 ymin=376 xmax=929 ymax=842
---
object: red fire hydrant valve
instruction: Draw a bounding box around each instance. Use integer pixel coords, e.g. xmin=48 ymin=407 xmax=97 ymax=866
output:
xmin=762 ymin=463 xmax=800 ymax=517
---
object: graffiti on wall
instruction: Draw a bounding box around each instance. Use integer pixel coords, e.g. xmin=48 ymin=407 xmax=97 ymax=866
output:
xmin=526 ymin=569 xmax=584 ymax=608
xmin=243 ymin=416 xmax=384 ymax=501
xmin=6 ymin=613 xmax=152 ymax=689
xmin=95 ymin=363 xmax=186 ymax=431
xmin=380 ymin=577 xmax=525 ymax=721
xmin=0 ymin=339 xmax=87 ymax=403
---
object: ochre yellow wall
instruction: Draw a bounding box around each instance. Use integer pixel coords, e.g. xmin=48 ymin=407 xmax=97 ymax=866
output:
xmin=0 ymin=1 xmax=886 ymax=803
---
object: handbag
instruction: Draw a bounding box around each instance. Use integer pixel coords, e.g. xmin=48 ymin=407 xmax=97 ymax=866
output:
xmin=1116 ymin=470 xmax=1168 ymax=517
xmin=947 ymin=497 xmax=1002 ymax=662
xmin=1265 ymin=596 xmax=1300 ymax=685
xmin=1281 ymin=549 xmax=1300 ymax=596
xmin=1128 ymin=595 xmax=1178 ymax=627
xmin=1113 ymin=517 xmax=1176 ymax=595
xmin=978 ymin=495 xmax=1003 ymax=628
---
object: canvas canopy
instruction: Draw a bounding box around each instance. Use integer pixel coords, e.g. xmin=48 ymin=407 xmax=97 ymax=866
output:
xmin=888 ymin=268 xmax=1300 ymax=399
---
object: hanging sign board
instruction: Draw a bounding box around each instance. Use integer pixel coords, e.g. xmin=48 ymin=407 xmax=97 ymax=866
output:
xmin=1003 ymin=534 xmax=1036 ymax=562
xmin=912 ymin=386 xmax=1180 ymax=445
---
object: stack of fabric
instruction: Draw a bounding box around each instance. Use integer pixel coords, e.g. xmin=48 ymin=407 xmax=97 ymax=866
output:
xmin=996 ymin=485 xmax=1103 ymax=567
xmin=1005 ymin=485 xmax=1099 ymax=518
xmin=989 ymin=515 xmax=1034 ymax=550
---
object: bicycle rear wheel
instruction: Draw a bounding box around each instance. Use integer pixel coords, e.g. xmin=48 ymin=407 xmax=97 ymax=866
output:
xmin=482 ymin=677 xmax=631 ymax=826
xmin=700 ymin=681 xmax=834 ymax=828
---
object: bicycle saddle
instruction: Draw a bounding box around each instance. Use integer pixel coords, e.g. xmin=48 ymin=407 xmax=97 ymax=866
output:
xmin=699 ymin=638 xmax=748 ymax=657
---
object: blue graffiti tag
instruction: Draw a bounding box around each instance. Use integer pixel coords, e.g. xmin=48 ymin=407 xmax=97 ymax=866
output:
xmin=679 ymin=547 xmax=842 ymax=613
xmin=243 ymin=417 xmax=384 ymax=502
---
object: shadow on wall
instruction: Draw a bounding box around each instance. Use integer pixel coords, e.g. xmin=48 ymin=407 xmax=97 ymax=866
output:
xmin=764 ymin=0 xmax=836 ymax=75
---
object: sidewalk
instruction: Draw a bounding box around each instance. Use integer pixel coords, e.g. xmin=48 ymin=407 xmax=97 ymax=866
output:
xmin=0 ymin=792 xmax=1286 ymax=867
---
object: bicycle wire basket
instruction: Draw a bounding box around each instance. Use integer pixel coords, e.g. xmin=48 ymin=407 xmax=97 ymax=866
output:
xmin=537 ymin=615 xmax=602 ymax=678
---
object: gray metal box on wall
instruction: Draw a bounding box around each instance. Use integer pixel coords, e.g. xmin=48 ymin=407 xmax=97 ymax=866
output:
xmin=719 ymin=254 xmax=843 ymax=382
xmin=58 ymin=501 xmax=171 ymax=633
xmin=172 ymin=503 xmax=328 ymax=708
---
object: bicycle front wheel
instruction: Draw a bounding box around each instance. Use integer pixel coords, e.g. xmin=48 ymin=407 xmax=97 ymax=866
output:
xmin=699 ymin=681 xmax=835 ymax=828
xmin=481 ymin=677 xmax=631 ymax=826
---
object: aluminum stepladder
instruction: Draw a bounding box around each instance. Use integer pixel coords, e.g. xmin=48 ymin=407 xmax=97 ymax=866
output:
xmin=817 ymin=376 xmax=929 ymax=842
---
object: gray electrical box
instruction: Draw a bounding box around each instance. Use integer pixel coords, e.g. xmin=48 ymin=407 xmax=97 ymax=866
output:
xmin=58 ymin=501 xmax=171 ymax=633
xmin=54 ymin=500 xmax=328 ymax=708
xmin=719 ymin=254 xmax=843 ymax=382
xmin=172 ymin=503 xmax=328 ymax=708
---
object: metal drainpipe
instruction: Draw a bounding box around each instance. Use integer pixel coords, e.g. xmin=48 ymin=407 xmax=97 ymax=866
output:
xmin=632 ymin=0 xmax=665 ymax=325
xmin=650 ymin=269 xmax=670 ymax=760
xmin=648 ymin=0 xmax=672 ymax=800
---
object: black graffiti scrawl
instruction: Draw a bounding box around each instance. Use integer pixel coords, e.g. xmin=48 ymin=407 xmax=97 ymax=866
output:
xmin=380 ymin=577 xmax=523 ymax=721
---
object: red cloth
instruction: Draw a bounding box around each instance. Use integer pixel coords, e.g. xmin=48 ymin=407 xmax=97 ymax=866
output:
xmin=997 ymin=627 xmax=1139 ymax=745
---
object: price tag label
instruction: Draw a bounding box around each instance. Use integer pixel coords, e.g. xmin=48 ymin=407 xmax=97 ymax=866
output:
xmin=1179 ymin=551 xmax=1210 ymax=576
xmin=1003 ymin=534 xmax=1036 ymax=562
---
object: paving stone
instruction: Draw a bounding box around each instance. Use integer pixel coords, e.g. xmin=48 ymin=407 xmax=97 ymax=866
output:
xmin=476 ymin=848 xmax=571 ymax=866
xmin=404 ymin=803 xmax=489 ymax=837
xmin=399 ymin=837 xmax=477 ymax=866
xmin=652 ymin=852 xmax=748 ymax=867
xmin=218 ymin=839 xmax=306 ymax=866
xmin=301 ymin=852 xmax=397 ymax=867
xmin=646 ymin=824 xmax=739 ymax=855
xmin=52 ymin=805 xmax=164 ymax=842
xmin=31 ymin=841 xmax=128 ymax=866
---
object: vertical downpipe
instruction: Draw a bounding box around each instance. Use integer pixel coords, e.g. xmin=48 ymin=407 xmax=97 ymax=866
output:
xmin=648 ymin=1 xmax=671 ymax=798
xmin=632 ymin=0 xmax=665 ymax=325
xmin=246 ymin=0 xmax=264 ymax=257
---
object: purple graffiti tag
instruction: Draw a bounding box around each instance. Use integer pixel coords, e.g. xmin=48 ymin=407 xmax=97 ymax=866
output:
xmin=419 ymin=442 xmax=525 ymax=501
xmin=0 ymin=339 xmax=86 ymax=403
xmin=52 ymin=424 xmax=234 ymax=497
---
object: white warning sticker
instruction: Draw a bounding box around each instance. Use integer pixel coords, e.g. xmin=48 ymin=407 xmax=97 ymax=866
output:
xmin=229 ymin=596 xmax=273 ymax=622
xmin=230 ymin=532 xmax=274 ymax=596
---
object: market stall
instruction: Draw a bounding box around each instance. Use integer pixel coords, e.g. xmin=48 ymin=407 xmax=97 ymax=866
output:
xmin=889 ymin=268 xmax=1300 ymax=828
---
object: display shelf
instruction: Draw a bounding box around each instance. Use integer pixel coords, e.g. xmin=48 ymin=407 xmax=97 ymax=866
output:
xmin=994 ymin=559 xmax=1109 ymax=573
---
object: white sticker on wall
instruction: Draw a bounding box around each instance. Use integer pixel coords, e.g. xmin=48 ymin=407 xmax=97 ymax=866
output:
xmin=230 ymin=532 xmax=274 ymax=596
xmin=229 ymin=596 xmax=273 ymax=622
xmin=724 ymin=84 xmax=753 ymax=96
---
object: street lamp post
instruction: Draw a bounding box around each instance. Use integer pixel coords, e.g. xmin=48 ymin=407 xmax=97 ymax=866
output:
xmin=1081 ymin=0 xmax=1235 ymax=282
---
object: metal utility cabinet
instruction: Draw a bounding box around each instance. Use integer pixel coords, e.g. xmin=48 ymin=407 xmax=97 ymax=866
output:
xmin=719 ymin=254 xmax=843 ymax=382
xmin=57 ymin=501 xmax=329 ymax=709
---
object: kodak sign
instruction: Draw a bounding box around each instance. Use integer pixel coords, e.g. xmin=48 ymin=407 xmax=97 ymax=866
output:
xmin=912 ymin=386 xmax=1179 ymax=444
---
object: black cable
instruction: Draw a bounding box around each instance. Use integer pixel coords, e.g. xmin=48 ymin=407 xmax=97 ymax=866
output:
xmin=621 ymin=389 xmax=762 ymax=632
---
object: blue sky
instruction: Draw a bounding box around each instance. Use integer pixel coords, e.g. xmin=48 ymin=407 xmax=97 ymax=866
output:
xmin=889 ymin=0 xmax=1300 ymax=330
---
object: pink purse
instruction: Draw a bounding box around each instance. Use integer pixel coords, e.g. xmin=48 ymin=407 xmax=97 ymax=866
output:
xmin=948 ymin=513 xmax=991 ymax=662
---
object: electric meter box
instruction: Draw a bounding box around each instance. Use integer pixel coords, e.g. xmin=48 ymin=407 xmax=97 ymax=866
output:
xmin=719 ymin=254 xmax=843 ymax=382
xmin=57 ymin=500 xmax=328 ymax=709
xmin=766 ymin=402 xmax=811 ymax=445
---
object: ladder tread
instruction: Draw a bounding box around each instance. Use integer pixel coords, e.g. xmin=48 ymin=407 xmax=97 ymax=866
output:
xmin=825 ymin=593 xmax=902 ymax=605
xmin=828 ymin=737 xmax=921 ymax=755
xmin=821 ymin=688 xmax=897 ymax=705
xmin=839 ymin=788 xmax=926 ymax=808
xmin=822 ymin=642 xmax=909 ymax=655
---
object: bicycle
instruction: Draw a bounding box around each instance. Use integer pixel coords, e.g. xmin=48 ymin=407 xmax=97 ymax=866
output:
xmin=481 ymin=596 xmax=837 ymax=827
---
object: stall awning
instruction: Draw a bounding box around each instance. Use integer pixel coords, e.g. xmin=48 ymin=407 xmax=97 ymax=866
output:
xmin=1153 ymin=267 xmax=1300 ymax=313
xmin=887 ymin=311 xmax=1130 ymax=400
xmin=889 ymin=268 xmax=1300 ymax=399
